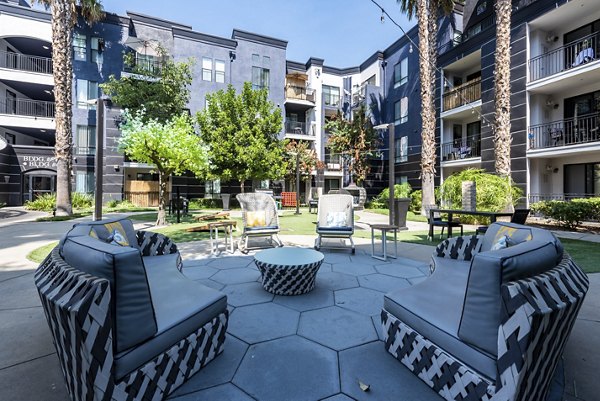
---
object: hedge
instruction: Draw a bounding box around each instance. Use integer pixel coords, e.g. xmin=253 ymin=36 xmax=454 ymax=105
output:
xmin=531 ymin=198 xmax=600 ymax=228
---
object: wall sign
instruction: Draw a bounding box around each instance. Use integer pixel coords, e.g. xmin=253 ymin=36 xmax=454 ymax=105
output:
xmin=18 ymin=155 xmax=58 ymax=170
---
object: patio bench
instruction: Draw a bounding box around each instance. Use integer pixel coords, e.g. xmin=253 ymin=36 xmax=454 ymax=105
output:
xmin=34 ymin=217 xmax=228 ymax=401
xmin=381 ymin=222 xmax=589 ymax=401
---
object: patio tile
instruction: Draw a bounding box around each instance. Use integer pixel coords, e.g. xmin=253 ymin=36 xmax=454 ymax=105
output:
xmin=408 ymin=276 xmax=428 ymax=285
xmin=208 ymin=256 xmax=254 ymax=269
xmin=332 ymin=261 xmax=376 ymax=276
xmin=372 ymin=315 xmax=385 ymax=341
xmin=322 ymin=394 xmax=356 ymax=401
xmin=334 ymin=287 xmax=383 ymax=317
xmin=323 ymin=251 xmax=353 ymax=264
xmin=196 ymin=279 xmax=225 ymax=291
xmin=0 ymin=272 xmax=40 ymax=310
xmin=233 ymin=336 xmax=339 ymax=401
xmin=222 ymin=282 xmax=273 ymax=307
xmin=181 ymin=265 xmax=218 ymax=281
xmin=273 ymin=286 xmax=334 ymax=312
xmin=318 ymin=262 xmax=333 ymax=273
xmin=349 ymin=253 xmax=387 ymax=267
xmin=169 ymin=336 xmax=248 ymax=397
xmin=168 ymin=383 xmax=253 ymax=400
xmin=374 ymin=263 xmax=426 ymax=279
xmin=211 ymin=267 xmax=260 ymax=285
xmin=0 ymin=353 xmax=68 ymax=401
xmin=228 ymin=303 xmax=299 ymax=344
xmin=317 ymin=271 xmax=359 ymax=291
xmin=339 ymin=341 xmax=443 ymax=401
xmin=358 ymin=274 xmax=411 ymax=294
xmin=298 ymin=306 xmax=378 ymax=351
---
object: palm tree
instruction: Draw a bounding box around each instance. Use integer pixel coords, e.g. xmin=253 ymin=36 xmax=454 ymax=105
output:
xmin=397 ymin=0 xmax=454 ymax=213
xmin=36 ymin=0 xmax=104 ymax=216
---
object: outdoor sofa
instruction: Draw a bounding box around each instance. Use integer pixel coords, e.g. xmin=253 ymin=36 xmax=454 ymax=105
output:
xmin=34 ymin=217 xmax=228 ymax=401
xmin=382 ymin=222 xmax=589 ymax=401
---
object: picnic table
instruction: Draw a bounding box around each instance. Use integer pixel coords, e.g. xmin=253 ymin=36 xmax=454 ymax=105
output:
xmin=428 ymin=208 xmax=514 ymax=239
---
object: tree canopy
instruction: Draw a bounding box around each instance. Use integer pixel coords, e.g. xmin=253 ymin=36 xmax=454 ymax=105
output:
xmin=196 ymin=82 xmax=285 ymax=190
xmin=283 ymin=140 xmax=322 ymax=185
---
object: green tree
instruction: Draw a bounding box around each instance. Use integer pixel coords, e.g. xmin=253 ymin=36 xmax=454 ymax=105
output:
xmin=35 ymin=0 xmax=104 ymax=216
xmin=324 ymin=105 xmax=380 ymax=186
xmin=196 ymin=82 xmax=284 ymax=192
xmin=283 ymin=140 xmax=321 ymax=190
xmin=101 ymin=49 xmax=193 ymax=122
xmin=119 ymin=109 xmax=208 ymax=226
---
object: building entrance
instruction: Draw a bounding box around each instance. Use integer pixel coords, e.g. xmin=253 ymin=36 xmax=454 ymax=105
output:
xmin=23 ymin=172 xmax=56 ymax=203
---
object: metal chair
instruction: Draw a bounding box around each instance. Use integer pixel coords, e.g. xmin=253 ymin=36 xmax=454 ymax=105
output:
xmin=476 ymin=208 xmax=530 ymax=235
xmin=424 ymin=204 xmax=463 ymax=240
xmin=236 ymin=193 xmax=283 ymax=253
xmin=315 ymin=194 xmax=355 ymax=253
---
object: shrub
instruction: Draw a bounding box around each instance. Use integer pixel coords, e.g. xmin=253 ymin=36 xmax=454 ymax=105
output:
xmin=106 ymin=199 xmax=119 ymax=208
xmin=531 ymin=197 xmax=600 ymax=228
xmin=24 ymin=193 xmax=56 ymax=211
xmin=369 ymin=183 xmax=412 ymax=209
xmin=410 ymin=190 xmax=422 ymax=213
xmin=72 ymin=192 xmax=93 ymax=209
xmin=189 ymin=198 xmax=223 ymax=209
xmin=0 ymin=202 xmax=5 ymax=208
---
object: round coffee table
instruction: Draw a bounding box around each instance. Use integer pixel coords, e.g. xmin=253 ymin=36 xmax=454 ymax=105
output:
xmin=253 ymin=248 xmax=324 ymax=295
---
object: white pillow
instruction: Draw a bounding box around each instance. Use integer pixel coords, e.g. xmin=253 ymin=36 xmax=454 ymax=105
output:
xmin=326 ymin=211 xmax=347 ymax=227
xmin=491 ymin=235 xmax=509 ymax=251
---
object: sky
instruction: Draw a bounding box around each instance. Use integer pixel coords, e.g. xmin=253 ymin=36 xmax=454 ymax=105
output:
xmin=95 ymin=0 xmax=416 ymax=67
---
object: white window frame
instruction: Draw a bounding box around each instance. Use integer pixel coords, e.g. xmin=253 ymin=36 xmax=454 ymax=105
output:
xmin=202 ymin=57 xmax=212 ymax=81
xmin=215 ymin=59 xmax=225 ymax=83
xmin=75 ymin=125 xmax=96 ymax=155
xmin=91 ymin=37 xmax=103 ymax=64
xmin=73 ymin=33 xmax=87 ymax=61
xmin=75 ymin=170 xmax=94 ymax=193
xmin=394 ymin=57 xmax=408 ymax=88
xmin=76 ymin=79 xmax=98 ymax=109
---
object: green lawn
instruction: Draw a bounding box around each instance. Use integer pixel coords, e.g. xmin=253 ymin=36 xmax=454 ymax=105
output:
xmin=27 ymin=241 xmax=58 ymax=263
xmin=35 ymin=206 xmax=157 ymax=222
xmin=365 ymin=209 xmax=428 ymax=223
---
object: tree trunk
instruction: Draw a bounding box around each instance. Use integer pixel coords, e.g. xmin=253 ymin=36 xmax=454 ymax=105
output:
xmin=417 ymin=0 xmax=437 ymax=214
xmin=52 ymin=0 xmax=74 ymax=216
xmin=156 ymin=172 xmax=169 ymax=226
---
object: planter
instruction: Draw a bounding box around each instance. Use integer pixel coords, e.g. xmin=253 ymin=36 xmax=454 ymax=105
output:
xmin=221 ymin=194 xmax=230 ymax=211
xmin=394 ymin=198 xmax=410 ymax=229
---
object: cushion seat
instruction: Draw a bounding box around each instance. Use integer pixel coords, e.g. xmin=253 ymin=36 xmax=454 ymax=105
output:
xmin=245 ymin=225 xmax=279 ymax=232
xmin=114 ymin=254 xmax=227 ymax=380
xmin=317 ymin=226 xmax=353 ymax=232
xmin=384 ymin=263 xmax=497 ymax=380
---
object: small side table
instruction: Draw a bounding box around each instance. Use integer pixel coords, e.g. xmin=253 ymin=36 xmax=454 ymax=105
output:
xmin=208 ymin=220 xmax=237 ymax=255
xmin=370 ymin=224 xmax=398 ymax=261
xmin=309 ymin=199 xmax=318 ymax=214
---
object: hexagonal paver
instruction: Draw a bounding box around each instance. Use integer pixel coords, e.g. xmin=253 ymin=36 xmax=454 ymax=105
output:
xmin=317 ymin=271 xmax=359 ymax=291
xmin=322 ymin=394 xmax=355 ymax=401
xmin=318 ymin=262 xmax=333 ymax=273
xmin=168 ymin=383 xmax=254 ymax=400
xmin=372 ymin=315 xmax=385 ymax=341
xmin=169 ymin=336 xmax=248 ymax=396
xmin=349 ymin=253 xmax=383 ymax=266
xmin=181 ymin=265 xmax=218 ymax=281
xmin=334 ymin=287 xmax=383 ymax=316
xmin=332 ymin=261 xmax=376 ymax=276
xmin=358 ymin=274 xmax=412 ymax=293
xmin=222 ymin=282 xmax=273 ymax=307
xmin=196 ymin=279 xmax=225 ymax=291
xmin=339 ymin=341 xmax=442 ymax=401
xmin=228 ymin=303 xmax=299 ymax=344
xmin=409 ymin=276 xmax=428 ymax=285
xmin=298 ymin=306 xmax=377 ymax=351
xmin=273 ymin=286 xmax=334 ymax=312
xmin=323 ymin=251 xmax=352 ymax=264
xmin=208 ymin=256 xmax=254 ymax=269
xmin=233 ymin=336 xmax=339 ymax=401
xmin=211 ymin=267 xmax=260 ymax=285
xmin=375 ymin=263 xmax=427 ymax=279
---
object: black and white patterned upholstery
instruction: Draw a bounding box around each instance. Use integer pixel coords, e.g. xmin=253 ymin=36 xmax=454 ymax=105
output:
xmin=434 ymin=235 xmax=483 ymax=261
xmin=254 ymin=256 xmax=323 ymax=295
xmin=382 ymin=253 xmax=588 ymax=401
xmin=35 ymin=248 xmax=228 ymax=401
xmin=137 ymin=230 xmax=183 ymax=270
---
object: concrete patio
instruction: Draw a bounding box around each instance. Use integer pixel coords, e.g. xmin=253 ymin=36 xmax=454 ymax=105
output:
xmin=0 ymin=214 xmax=598 ymax=400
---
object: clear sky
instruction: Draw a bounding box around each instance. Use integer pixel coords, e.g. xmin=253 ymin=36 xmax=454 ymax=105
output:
xmin=96 ymin=0 xmax=416 ymax=67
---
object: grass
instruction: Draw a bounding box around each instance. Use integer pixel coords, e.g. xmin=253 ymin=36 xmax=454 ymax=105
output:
xmin=560 ymin=238 xmax=600 ymax=274
xmin=35 ymin=206 xmax=157 ymax=222
xmin=27 ymin=241 xmax=58 ymax=263
xmin=365 ymin=209 xmax=428 ymax=223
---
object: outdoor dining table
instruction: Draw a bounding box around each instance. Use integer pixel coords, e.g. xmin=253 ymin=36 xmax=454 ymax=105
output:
xmin=428 ymin=208 xmax=514 ymax=238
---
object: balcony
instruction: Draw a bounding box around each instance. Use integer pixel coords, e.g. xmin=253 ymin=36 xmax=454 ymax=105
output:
xmin=441 ymin=136 xmax=481 ymax=163
xmin=123 ymin=54 xmax=163 ymax=76
xmin=284 ymin=121 xmax=315 ymax=139
xmin=529 ymin=32 xmax=600 ymax=83
xmin=442 ymin=78 xmax=481 ymax=112
xmin=0 ymin=49 xmax=53 ymax=86
xmin=0 ymin=97 xmax=55 ymax=130
xmin=324 ymin=153 xmax=342 ymax=171
xmin=528 ymin=113 xmax=600 ymax=150
xmin=285 ymin=85 xmax=315 ymax=103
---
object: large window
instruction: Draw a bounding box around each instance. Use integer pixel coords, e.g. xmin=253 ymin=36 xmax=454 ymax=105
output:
xmin=252 ymin=66 xmax=270 ymax=91
xmin=202 ymin=57 xmax=212 ymax=81
xmin=394 ymin=57 xmax=408 ymax=88
xmin=205 ymin=179 xmax=221 ymax=198
xmin=323 ymin=85 xmax=340 ymax=107
xmin=564 ymin=163 xmax=600 ymax=196
xmin=76 ymin=80 xmax=98 ymax=109
xmin=91 ymin=37 xmax=103 ymax=64
xmin=75 ymin=125 xmax=96 ymax=155
xmin=395 ymin=136 xmax=408 ymax=163
xmin=215 ymin=59 xmax=225 ymax=83
xmin=75 ymin=171 xmax=94 ymax=193
xmin=394 ymin=97 xmax=408 ymax=125
xmin=73 ymin=33 xmax=86 ymax=61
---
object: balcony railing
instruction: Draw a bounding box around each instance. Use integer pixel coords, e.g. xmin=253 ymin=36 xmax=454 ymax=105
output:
xmin=324 ymin=153 xmax=342 ymax=170
xmin=0 ymin=50 xmax=53 ymax=74
xmin=0 ymin=97 xmax=55 ymax=118
xmin=323 ymin=93 xmax=340 ymax=108
xmin=528 ymin=193 xmax=596 ymax=204
xmin=285 ymin=121 xmax=315 ymax=136
xmin=529 ymin=31 xmax=600 ymax=82
xmin=285 ymin=85 xmax=315 ymax=103
xmin=442 ymin=78 xmax=481 ymax=111
xmin=441 ymin=136 xmax=481 ymax=161
xmin=528 ymin=112 xmax=600 ymax=150
xmin=123 ymin=55 xmax=162 ymax=75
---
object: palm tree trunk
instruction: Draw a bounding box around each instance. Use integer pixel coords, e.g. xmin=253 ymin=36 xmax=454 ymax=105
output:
xmin=51 ymin=0 xmax=74 ymax=216
xmin=157 ymin=171 xmax=169 ymax=226
xmin=494 ymin=0 xmax=512 ymax=178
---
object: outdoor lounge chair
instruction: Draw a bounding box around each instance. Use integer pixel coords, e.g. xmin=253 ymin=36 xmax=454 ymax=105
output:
xmin=381 ymin=222 xmax=589 ymax=401
xmin=315 ymin=194 xmax=355 ymax=254
xmin=34 ymin=217 xmax=228 ymax=401
xmin=237 ymin=192 xmax=283 ymax=253
xmin=424 ymin=204 xmax=463 ymax=239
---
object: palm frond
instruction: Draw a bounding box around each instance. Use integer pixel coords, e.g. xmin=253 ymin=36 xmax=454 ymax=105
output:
xmin=78 ymin=0 xmax=104 ymax=25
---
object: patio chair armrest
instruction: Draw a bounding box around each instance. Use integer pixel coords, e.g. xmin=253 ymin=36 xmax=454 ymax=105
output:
xmin=136 ymin=231 xmax=182 ymax=270
xmin=433 ymin=235 xmax=482 ymax=261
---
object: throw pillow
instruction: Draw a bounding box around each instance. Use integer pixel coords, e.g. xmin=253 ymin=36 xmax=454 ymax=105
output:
xmin=247 ymin=211 xmax=267 ymax=227
xmin=107 ymin=229 xmax=129 ymax=247
xmin=103 ymin=221 xmax=131 ymax=246
xmin=491 ymin=235 xmax=509 ymax=251
xmin=492 ymin=226 xmax=532 ymax=247
xmin=326 ymin=211 xmax=347 ymax=227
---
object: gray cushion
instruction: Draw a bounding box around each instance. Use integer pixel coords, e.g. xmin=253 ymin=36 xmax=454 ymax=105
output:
xmin=73 ymin=218 xmax=139 ymax=249
xmin=114 ymin=254 xmax=227 ymax=380
xmin=62 ymin=236 xmax=157 ymax=353
xmin=58 ymin=224 xmax=95 ymax=255
xmin=481 ymin=222 xmax=533 ymax=251
xmin=384 ymin=264 xmax=497 ymax=380
xmin=458 ymin=240 xmax=560 ymax=356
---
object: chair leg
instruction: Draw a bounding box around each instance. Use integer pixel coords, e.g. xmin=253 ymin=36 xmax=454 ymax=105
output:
xmin=441 ymin=226 xmax=445 ymax=239
xmin=274 ymin=234 xmax=284 ymax=247
xmin=349 ymin=236 xmax=355 ymax=254
xmin=460 ymin=226 xmax=464 ymax=236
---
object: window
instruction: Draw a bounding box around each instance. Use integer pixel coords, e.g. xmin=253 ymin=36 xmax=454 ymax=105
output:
xmin=395 ymin=175 xmax=408 ymax=185
xmin=136 ymin=173 xmax=158 ymax=181
xmin=202 ymin=57 xmax=212 ymax=81
xmin=364 ymin=74 xmax=376 ymax=86
xmin=263 ymin=56 xmax=270 ymax=67
xmin=75 ymin=125 xmax=96 ymax=155
xmin=395 ymin=136 xmax=408 ymax=163
xmin=322 ymin=85 xmax=340 ymax=107
xmin=73 ymin=33 xmax=86 ymax=61
xmin=252 ymin=66 xmax=270 ymax=90
xmin=214 ymin=59 xmax=225 ymax=83
xmin=394 ymin=57 xmax=408 ymax=88
xmin=476 ymin=2 xmax=487 ymax=15
xmin=205 ymin=179 xmax=221 ymax=198
xmin=91 ymin=37 xmax=103 ymax=64
xmin=394 ymin=97 xmax=408 ymax=124
xmin=76 ymin=80 xmax=98 ymax=109
xmin=252 ymin=53 xmax=260 ymax=64
xmin=75 ymin=171 xmax=94 ymax=193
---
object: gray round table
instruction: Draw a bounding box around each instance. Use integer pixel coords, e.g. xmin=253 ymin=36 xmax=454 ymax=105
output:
xmin=253 ymin=248 xmax=324 ymax=295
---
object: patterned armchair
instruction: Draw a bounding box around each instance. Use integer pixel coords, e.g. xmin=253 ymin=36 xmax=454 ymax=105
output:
xmin=237 ymin=192 xmax=283 ymax=253
xmin=382 ymin=222 xmax=588 ymax=401
xmin=315 ymin=194 xmax=355 ymax=253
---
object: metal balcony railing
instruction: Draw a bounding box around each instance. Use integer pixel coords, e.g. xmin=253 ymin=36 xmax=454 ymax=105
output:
xmin=285 ymin=121 xmax=315 ymax=136
xmin=0 ymin=50 xmax=53 ymax=74
xmin=324 ymin=153 xmax=342 ymax=170
xmin=124 ymin=55 xmax=163 ymax=75
xmin=528 ymin=193 xmax=595 ymax=204
xmin=442 ymin=78 xmax=481 ymax=111
xmin=441 ymin=136 xmax=481 ymax=161
xmin=0 ymin=97 xmax=55 ymax=118
xmin=529 ymin=31 xmax=600 ymax=82
xmin=285 ymin=85 xmax=315 ymax=102
xmin=528 ymin=112 xmax=600 ymax=150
